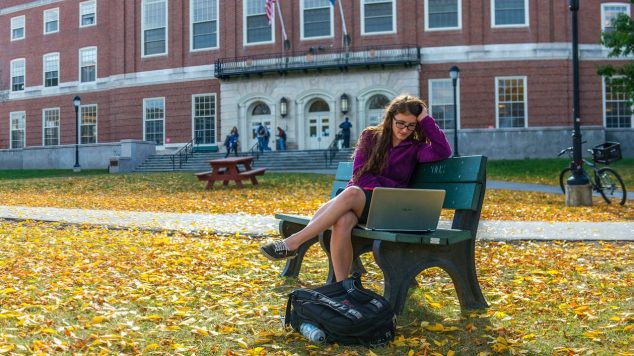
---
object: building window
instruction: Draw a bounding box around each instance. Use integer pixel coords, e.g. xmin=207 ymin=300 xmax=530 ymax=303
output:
xmin=366 ymin=94 xmax=390 ymax=127
xmin=11 ymin=16 xmax=25 ymax=41
xmin=193 ymin=94 xmax=216 ymax=145
xmin=43 ymin=108 xmax=60 ymax=146
xmin=604 ymin=77 xmax=633 ymax=128
xmin=11 ymin=59 xmax=25 ymax=92
xmin=80 ymin=0 xmax=97 ymax=27
xmin=302 ymin=0 xmax=333 ymax=39
xmin=144 ymin=98 xmax=165 ymax=146
xmin=429 ymin=79 xmax=456 ymax=130
xmin=43 ymin=53 xmax=59 ymax=87
xmin=245 ymin=0 xmax=273 ymax=44
xmin=492 ymin=0 xmax=528 ymax=27
xmin=362 ymin=0 xmax=395 ymax=34
xmin=496 ymin=76 xmax=527 ymax=128
xmin=426 ymin=0 xmax=461 ymax=30
xmin=10 ymin=112 xmax=26 ymax=149
xmin=601 ymin=3 xmax=631 ymax=32
xmin=79 ymin=105 xmax=97 ymax=144
xmin=191 ymin=0 xmax=218 ymax=50
xmin=44 ymin=8 xmax=59 ymax=34
xmin=143 ymin=0 xmax=168 ymax=56
xmin=79 ymin=47 xmax=97 ymax=83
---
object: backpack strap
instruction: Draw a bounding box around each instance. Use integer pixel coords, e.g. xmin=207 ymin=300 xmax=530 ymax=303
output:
xmin=292 ymin=288 xmax=364 ymax=321
xmin=342 ymin=274 xmax=386 ymax=312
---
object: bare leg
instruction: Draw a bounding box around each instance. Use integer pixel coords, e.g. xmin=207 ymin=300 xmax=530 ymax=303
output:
xmin=331 ymin=211 xmax=358 ymax=281
xmin=284 ymin=186 xmax=366 ymax=251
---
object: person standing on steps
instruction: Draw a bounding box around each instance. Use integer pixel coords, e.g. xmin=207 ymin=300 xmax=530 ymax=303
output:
xmin=277 ymin=127 xmax=287 ymax=151
xmin=339 ymin=117 xmax=352 ymax=148
xmin=225 ymin=126 xmax=239 ymax=158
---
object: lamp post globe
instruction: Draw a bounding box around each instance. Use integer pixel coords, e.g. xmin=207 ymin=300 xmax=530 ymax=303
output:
xmin=73 ymin=96 xmax=81 ymax=172
xmin=449 ymin=66 xmax=460 ymax=157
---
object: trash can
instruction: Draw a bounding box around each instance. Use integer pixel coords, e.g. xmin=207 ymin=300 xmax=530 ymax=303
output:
xmin=109 ymin=157 xmax=119 ymax=173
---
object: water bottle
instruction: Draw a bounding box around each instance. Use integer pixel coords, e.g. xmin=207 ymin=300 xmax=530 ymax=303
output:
xmin=299 ymin=322 xmax=326 ymax=344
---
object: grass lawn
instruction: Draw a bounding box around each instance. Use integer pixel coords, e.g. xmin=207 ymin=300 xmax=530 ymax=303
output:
xmin=487 ymin=158 xmax=634 ymax=187
xmin=0 ymin=165 xmax=631 ymax=222
xmin=0 ymin=160 xmax=632 ymax=354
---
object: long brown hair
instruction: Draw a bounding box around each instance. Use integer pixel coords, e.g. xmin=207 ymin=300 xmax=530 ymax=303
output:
xmin=352 ymin=95 xmax=427 ymax=182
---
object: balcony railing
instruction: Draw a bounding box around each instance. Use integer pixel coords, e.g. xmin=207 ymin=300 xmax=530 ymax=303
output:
xmin=214 ymin=44 xmax=420 ymax=79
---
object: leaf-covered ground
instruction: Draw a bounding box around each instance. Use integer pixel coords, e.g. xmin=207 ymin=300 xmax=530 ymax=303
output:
xmin=0 ymin=221 xmax=632 ymax=355
xmin=0 ymin=171 xmax=632 ymax=354
xmin=0 ymin=172 xmax=631 ymax=221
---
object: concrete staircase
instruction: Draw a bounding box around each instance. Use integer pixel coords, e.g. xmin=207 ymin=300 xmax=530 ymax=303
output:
xmin=134 ymin=148 xmax=355 ymax=172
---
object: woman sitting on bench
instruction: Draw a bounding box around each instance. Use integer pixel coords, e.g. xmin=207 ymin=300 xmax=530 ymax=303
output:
xmin=260 ymin=94 xmax=452 ymax=281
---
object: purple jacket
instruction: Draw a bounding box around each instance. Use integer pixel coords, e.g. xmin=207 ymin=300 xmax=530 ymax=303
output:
xmin=348 ymin=115 xmax=452 ymax=189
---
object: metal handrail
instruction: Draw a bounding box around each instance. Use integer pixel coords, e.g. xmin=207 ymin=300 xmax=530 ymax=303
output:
xmin=247 ymin=142 xmax=260 ymax=160
xmin=170 ymin=139 xmax=194 ymax=170
xmin=324 ymin=134 xmax=342 ymax=167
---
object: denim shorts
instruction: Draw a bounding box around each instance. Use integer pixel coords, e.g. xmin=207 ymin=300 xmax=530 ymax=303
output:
xmin=335 ymin=187 xmax=374 ymax=224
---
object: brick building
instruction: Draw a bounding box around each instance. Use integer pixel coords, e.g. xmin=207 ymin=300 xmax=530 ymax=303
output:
xmin=0 ymin=0 xmax=632 ymax=163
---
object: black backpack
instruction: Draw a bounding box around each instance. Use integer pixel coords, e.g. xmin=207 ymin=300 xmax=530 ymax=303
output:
xmin=284 ymin=274 xmax=396 ymax=347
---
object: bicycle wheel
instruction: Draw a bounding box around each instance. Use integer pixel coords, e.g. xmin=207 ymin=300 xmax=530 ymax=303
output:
xmin=559 ymin=167 xmax=573 ymax=194
xmin=596 ymin=167 xmax=627 ymax=205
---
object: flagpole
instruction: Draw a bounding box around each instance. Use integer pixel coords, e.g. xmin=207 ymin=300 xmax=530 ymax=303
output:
xmin=276 ymin=0 xmax=290 ymax=50
xmin=336 ymin=0 xmax=350 ymax=47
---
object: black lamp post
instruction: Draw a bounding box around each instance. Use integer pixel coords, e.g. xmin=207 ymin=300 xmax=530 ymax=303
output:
xmin=567 ymin=0 xmax=588 ymax=185
xmin=73 ymin=96 xmax=81 ymax=172
xmin=449 ymin=65 xmax=460 ymax=157
xmin=340 ymin=94 xmax=349 ymax=114
xmin=280 ymin=97 xmax=288 ymax=118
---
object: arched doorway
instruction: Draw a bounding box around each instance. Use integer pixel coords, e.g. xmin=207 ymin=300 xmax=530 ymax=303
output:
xmin=306 ymin=99 xmax=330 ymax=149
xmin=248 ymin=102 xmax=272 ymax=151
xmin=366 ymin=94 xmax=390 ymax=128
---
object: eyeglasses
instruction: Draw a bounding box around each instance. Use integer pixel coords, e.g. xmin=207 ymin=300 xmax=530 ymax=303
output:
xmin=394 ymin=120 xmax=418 ymax=131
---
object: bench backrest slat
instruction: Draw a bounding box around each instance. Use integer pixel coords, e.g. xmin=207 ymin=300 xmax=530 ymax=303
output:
xmin=331 ymin=156 xmax=487 ymax=212
xmin=410 ymin=156 xmax=486 ymax=184
xmin=413 ymin=182 xmax=483 ymax=211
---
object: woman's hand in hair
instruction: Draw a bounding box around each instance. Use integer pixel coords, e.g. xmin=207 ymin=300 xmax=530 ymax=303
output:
xmin=417 ymin=104 xmax=429 ymax=123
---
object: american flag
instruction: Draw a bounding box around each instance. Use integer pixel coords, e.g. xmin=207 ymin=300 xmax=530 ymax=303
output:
xmin=266 ymin=0 xmax=276 ymax=25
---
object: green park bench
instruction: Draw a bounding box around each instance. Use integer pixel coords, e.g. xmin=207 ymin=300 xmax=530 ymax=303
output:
xmin=274 ymin=155 xmax=488 ymax=314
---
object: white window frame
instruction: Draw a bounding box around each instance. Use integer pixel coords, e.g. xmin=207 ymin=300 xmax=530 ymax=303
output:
xmin=42 ymin=108 xmax=60 ymax=146
xmin=79 ymin=47 xmax=97 ymax=83
xmin=142 ymin=0 xmax=168 ymax=57
xmin=602 ymin=76 xmax=634 ymax=128
xmin=43 ymin=8 xmax=60 ymax=34
xmin=11 ymin=15 xmax=25 ymax=41
xmin=601 ymin=2 xmax=631 ymax=32
xmin=10 ymin=58 xmax=26 ymax=92
xmin=79 ymin=0 xmax=97 ymax=27
xmin=243 ymin=0 xmax=275 ymax=46
xmin=190 ymin=0 xmax=219 ymax=51
xmin=10 ymin=111 xmax=26 ymax=149
xmin=192 ymin=93 xmax=217 ymax=145
xmin=143 ymin=97 xmax=166 ymax=146
xmin=361 ymin=0 xmax=396 ymax=36
xmin=425 ymin=0 xmax=462 ymax=31
xmin=79 ymin=104 xmax=98 ymax=144
xmin=428 ymin=78 xmax=460 ymax=130
xmin=491 ymin=0 xmax=529 ymax=28
xmin=495 ymin=76 xmax=528 ymax=128
xmin=300 ymin=0 xmax=334 ymax=40
xmin=43 ymin=52 xmax=60 ymax=88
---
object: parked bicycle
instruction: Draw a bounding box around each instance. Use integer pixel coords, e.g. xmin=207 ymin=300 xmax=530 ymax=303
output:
xmin=558 ymin=141 xmax=627 ymax=205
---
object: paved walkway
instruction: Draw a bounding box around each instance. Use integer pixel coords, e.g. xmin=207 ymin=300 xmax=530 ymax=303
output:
xmin=1 ymin=204 xmax=632 ymax=241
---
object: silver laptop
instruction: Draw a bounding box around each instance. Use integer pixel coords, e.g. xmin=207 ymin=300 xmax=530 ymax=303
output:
xmin=357 ymin=187 xmax=446 ymax=232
